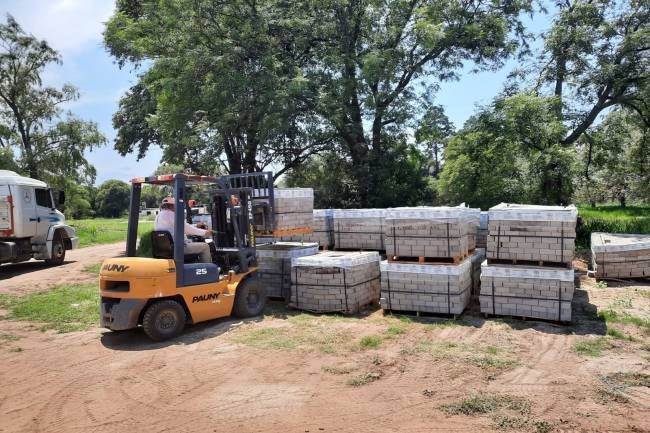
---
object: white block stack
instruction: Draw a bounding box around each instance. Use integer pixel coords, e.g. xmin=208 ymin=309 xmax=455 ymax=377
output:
xmin=480 ymin=204 xmax=577 ymax=322
xmin=282 ymin=209 xmax=334 ymax=248
xmin=479 ymin=263 xmax=574 ymax=321
xmin=487 ymin=203 xmax=577 ymax=265
xmin=255 ymin=188 xmax=314 ymax=234
xmin=591 ymin=232 xmax=650 ymax=279
xmin=380 ymin=249 xmax=485 ymax=316
xmin=256 ymin=242 xmax=319 ymax=300
xmin=477 ymin=211 xmax=488 ymax=249
xmin=290 ymin=251 xmax=381 ymax=314
xmin=383 ymin=206 xmax=476 ymax=260
xmin=332 ymin=209 xmax=386 ymax=251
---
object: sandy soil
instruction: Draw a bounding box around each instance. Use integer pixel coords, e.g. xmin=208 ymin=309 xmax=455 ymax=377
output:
xmin=0 ymin=252 xmax=649 ymax=433
xmin=0 ymin=242 xmax=125 ymax=295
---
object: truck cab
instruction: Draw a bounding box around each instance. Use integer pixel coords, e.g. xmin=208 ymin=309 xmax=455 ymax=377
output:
xmin=0 ymin=170 xmax=79 ymax=266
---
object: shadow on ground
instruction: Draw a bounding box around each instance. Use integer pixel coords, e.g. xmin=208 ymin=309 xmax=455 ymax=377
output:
xmin=0 ymin=260 xmax=75 ymax=280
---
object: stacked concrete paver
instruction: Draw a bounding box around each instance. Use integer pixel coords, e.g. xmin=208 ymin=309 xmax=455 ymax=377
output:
xmin=290 ymin=251 xmax=380 ymax=313
xmin=332 ymin=209 xmax=385 ymax=251
xmin=477 ymin=211 xmax=488 ymax=249
xmin=256 ymin=242 xmax=319 ymax=300
xmin=282 ymin=209 xmax=334 ymax=248
xmin=591 ymin=232 xmax=650 ymax=279
xmin=479 ymin=263 xmax=574 ymax=321
xmin=380 ymin=249 xmax=485 ymax=316
xmin=480 ymin=204 xmax=577 ymax=322
xmin=486 ymin=203 xmax=577 ymax=265
xmin=384 ymin=207 xmax=475 ymax=260
xmin=255 ymin=188 xmax=314 ymax=233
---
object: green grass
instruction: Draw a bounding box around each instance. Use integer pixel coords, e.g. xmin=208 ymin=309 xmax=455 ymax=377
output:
xmin=385 ymin=325 xmax=407 ymax=336
xmin=573 ymin=337 xmax=614 ymax=357
xmin=0 ymin=284 xmax=99 ymax=333
xmin=69 ymin=218 xmax=154 ymax=248
xmin=359 ymin=335 xmax=383 ymax=349
xmin=576 ymin=205 xmax=650 ymax=249
xmin=322 ymin=364 xmax=358 ymax=375
xmin=606 ymin=327 xmax=635 ymax=341
xmin=440 ymin=393 xmax=532 ymax=416
xmin=598 ymin=309 xmax=650 ymax=334
xmin=346 ymin=371 xmax=382 ymax=386
xmin=82 ymin=263 xmax=102 ymax=275
xmin=595 ymin=371 xmax=650 ymax=405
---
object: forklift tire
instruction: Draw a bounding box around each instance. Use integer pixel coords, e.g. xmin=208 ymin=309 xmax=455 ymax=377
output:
xmin=142 ymin=300 xmax=186 ymax=341
xmin=45 ymin=233 xmax=66 ymax=266
xmin=233 ymin=275 xmax=267 ymax=318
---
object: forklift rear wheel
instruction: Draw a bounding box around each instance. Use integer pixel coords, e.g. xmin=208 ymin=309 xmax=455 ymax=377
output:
xmin=233 ymin=275 xmax=267 ymax=318
xmin=45 ymin=233 xmax=66 ymax=266
xmin=142 ymin=300 xmax=186 ymax=341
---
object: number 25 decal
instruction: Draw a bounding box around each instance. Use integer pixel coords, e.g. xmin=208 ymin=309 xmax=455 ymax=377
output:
xmin=196 ymin=268 xmax=207 ymax=275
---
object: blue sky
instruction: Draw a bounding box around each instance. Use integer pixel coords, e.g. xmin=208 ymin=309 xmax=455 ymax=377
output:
xmin=1 ymin=0 xmax=551 ymax=185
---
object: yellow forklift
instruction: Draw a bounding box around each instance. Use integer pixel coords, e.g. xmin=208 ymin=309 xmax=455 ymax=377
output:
xmin=99 ymin=172 xmax=278 ymax=341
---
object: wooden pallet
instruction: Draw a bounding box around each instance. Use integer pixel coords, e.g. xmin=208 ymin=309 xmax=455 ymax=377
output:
xmin=333 ymin=247 xmax=386 ymax=254
xmin=487 ymin=258 xmax=571 ymax=269
xmin=255 ymin=226 xmax=314 ymax=237
xmin=383 ymin=309 xmax=461 ymax=320
xmin=388 ymin=252 xmax=468 ymax=265
xmin=481 ymin=312 xmax=571 ymax=325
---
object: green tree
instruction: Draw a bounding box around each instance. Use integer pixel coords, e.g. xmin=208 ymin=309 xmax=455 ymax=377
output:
xmin=307 ymin=0 xmax=533 ymax=205
xmin=104 ymin=0 xmax=330 ymax=178
xmin=438 ymin=94 xmax=573 ymax=208
xmin=0 ymin=16 xmax=106 ymax=183
xmin=534 ymin=0 xmax=649 ymax=143
xmin=96 ymin=179 xmax=130 ymax=218
xmin=415 ymin=104 xmax=455 ymax=177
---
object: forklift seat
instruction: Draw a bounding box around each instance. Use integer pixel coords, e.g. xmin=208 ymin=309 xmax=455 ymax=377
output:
xmin=151 ymin=231 xmax=201 ymax=263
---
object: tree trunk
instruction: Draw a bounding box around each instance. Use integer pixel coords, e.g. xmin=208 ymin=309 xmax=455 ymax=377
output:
xmin=619 ymin=194 xmax=626 ymax=208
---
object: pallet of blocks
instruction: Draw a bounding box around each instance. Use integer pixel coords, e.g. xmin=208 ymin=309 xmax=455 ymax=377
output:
xmin=332 ymin=209 xmax=385 ymax=251
xmin=380 ymin=249 xmax=485 ymax=317
xmin=384 ymin=207 xmax=475 ymax=261
xmin=477 ymin=211 xmax=488 ymax=249
xmin=290 ymin=251 xmax=380 ymax=314
xmin=253 ymin=188 xmax=314 ymax=236
xmin=487 ymin=203 xmax=577 ymax=265
xmin=281 ymin=209 xmax=334 ymax=249
xmin=479 ymin=262 xmax=574 ymax=322
xmin=591 ymin=232 xmax=650 ymax=279
xmin=256 ymin=242 xmax=319 ymax=300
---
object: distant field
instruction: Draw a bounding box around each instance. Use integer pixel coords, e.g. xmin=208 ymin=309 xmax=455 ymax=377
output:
xmin=577 ymin=205 xmax=650 ymax=249
xmin=69 ymin=218 xmax=154 ymax=248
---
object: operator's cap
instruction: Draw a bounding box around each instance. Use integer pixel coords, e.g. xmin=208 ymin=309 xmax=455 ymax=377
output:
xmin=162 ymin=196 xmax=175 ymax=205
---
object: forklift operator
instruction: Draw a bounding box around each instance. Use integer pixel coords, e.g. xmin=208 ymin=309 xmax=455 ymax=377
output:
xmin=154 ymin=197 xmax=213 ymax=263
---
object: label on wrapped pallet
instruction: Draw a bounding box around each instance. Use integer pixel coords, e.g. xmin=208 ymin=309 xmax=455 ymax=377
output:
xmin=488 ymin=203 xmax=577 ymax=222
xmin=332 ymin=209 xmax=386 ymax=219
xmin=380 ymin=258 xmax=471 ymax=275
xmin=481 ymin=260 xmax=574 ymax=282
xmin=256 ymin=242 xmax=319 ymax=258
xmin=590 ymin=232 xmax=650 ymax=253
xmin=272 ymin=188 xmax=314 ymax=198
xmin=292 ymin=250 xmax=380 ymax=268
xmin=313 ymin=209 xmax=334 ymax=217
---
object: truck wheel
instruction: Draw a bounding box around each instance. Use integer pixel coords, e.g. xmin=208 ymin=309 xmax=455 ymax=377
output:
xmin=142 ymin=300 xmax=186 ymax=341
xmin=45 ymin=233 xmax=66 ymax=266
xmin=233 ymin=274 xmax=267 ymax=318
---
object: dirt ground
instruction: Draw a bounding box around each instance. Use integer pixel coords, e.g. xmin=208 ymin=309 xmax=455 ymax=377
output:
xmin=0 ymin=248 xmax=649 ymax=433
xmin=0 ymin=242 xmax=125 ymax=296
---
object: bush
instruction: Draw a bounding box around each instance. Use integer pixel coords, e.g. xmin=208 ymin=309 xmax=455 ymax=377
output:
xmin=576 ymin=206 xmax=650 ymax=249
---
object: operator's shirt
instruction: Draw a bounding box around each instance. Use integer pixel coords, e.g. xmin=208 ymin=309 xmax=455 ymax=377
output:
xmin=154 ymin=209 xmax=207 ymax=244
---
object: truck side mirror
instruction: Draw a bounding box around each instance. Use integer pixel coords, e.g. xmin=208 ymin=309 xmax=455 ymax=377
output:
xmin=57 ymin=190 xmax=65 ymax=206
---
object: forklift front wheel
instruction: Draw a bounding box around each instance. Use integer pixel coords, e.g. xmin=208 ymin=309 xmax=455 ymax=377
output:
xmin=233 ymin=275 xmax=267 ymax=318
xmin=142 ymin=300 xmax=186 ymax=341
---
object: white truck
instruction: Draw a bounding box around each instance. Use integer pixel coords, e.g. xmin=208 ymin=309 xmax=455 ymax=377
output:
xmin=0 ymin=170 xmax=79 ymax=266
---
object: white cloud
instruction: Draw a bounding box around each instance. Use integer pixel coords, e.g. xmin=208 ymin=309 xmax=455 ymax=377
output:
xmin=2 ymin=0 xmax=114 ymax=56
